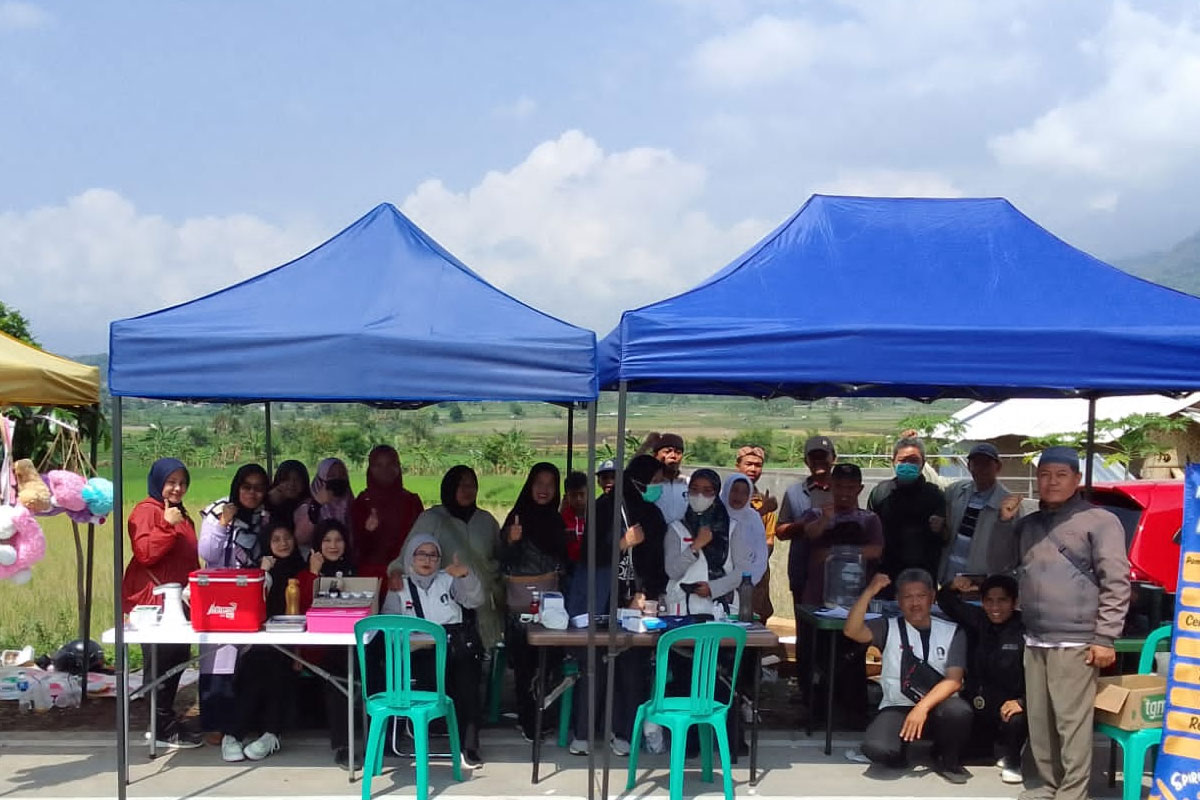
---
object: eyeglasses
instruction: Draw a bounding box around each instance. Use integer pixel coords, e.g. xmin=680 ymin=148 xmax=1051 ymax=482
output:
xmin=413 ymin=551 xmax=440 ymax=561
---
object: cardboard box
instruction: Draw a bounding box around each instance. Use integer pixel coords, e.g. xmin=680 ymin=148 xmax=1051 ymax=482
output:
xmin=305 ymin=576 xmax=379 ymax=634
xmin=1094 ymin=674 xmax=1167 ymax=731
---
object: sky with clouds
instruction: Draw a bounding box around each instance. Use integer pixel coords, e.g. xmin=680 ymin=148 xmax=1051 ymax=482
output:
xmin=2 ymin=0 xmax=1199 ymax=354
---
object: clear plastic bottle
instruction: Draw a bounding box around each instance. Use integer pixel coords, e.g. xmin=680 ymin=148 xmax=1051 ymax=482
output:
xmin=16 ymin=677 xmax=32 ymax=713
xmin=823 ymin=546 xmax=865 ymax=608
xmin=737 ymin=573 xmax=755 ymax=622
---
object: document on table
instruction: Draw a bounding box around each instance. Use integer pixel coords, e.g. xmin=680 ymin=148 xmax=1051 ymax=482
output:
xmin=812 ymin=606 xmax=881 ymax=620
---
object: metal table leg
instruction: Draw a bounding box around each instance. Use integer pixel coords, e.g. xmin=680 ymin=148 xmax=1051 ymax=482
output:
xmin=347 ymin=646 xmax=355 ymax=783
xmin=750 ymin=648 xmax=762 ymax=785
xmin=825 ymin=631 xmax=837 ymax=756
xmin=148 ymin=645 xmax=158 ymax=759
xmin=532 ymin=644 xmax=548 ymax=784
xmin=802 ymin=620 xmax=816 ymax=736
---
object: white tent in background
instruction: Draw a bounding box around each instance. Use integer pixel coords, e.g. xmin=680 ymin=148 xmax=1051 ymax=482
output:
xmin=946 ymin=393 xmax=1200 ymax=443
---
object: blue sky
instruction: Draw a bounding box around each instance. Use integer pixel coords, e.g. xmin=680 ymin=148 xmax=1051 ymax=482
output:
xmin=2 ymin=0 xmax=1199 ymax=353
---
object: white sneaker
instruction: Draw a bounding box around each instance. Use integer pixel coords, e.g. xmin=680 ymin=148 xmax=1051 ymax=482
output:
xmin=221 ymin=734 xmax=245 ymax=762
xmin=1001 ymin=766 xmax=1023 ymax=784
xmin=845 ymin=747 xmax=872 ymax=764
xmin=610 ymin=736 xmax=631 ymax=757
xmin=644 ymin=722 xmax=666 ymax=754
xmin=243 ymin=732 xmax=280 ymax=761
xmin=569 ymin=738 xmax=589 ymax=755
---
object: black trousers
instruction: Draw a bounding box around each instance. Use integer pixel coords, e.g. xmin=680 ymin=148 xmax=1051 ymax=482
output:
xmin=411 ymin=643 xmax=483 ymax=750
xmin=506 ymin=616 xmax=561 ymax=737
xmin=232 ymin=646 xmax=296 ymax=737
xmin=571 ymin=647 xmax=649 ymax=742
xmin=141 ymin=643 xmax=191 ymax=729
xmin=862 ymin=696 xmax=974 ymax=768
xmin=970 ymin=706 xmax=1027 ymax=766
xmin=199 ymin=671 xmax=238 ymax=733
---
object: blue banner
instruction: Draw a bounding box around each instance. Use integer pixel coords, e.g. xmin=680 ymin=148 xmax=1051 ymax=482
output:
xmin=1152 ymin=464 xmax=1200 ymax=800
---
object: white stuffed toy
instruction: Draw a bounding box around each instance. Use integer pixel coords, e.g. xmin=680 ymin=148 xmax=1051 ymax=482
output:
xmin=0 ymin=503 xmax=46 ymax=583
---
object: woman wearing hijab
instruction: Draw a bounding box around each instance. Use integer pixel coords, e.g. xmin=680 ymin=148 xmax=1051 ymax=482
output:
xmin=294 ymin=457 xmax=354 ymax=554
xmin=499 ymin=462 xmax=568 ymax=742
xmin=120 ymin=458 xmax=203 ymax=749
xmin=720 ymin=473 xmax=769 ymax=592
xmin=197 ymin=463 xmax=272 ymax=752
xmin=567 ymin=454 xmax=670 ymax=756
xmin=397 ymin=465 xmax=502 ymax=650
xmin=265 ymin=460 xmax=311 ymax=522
xmin=199 ymin=463 xmax=271 ymax=569
xmin=227 ymin=521 xmax=312 ymax=762
xmin=664 ymin=469 xmax=755 ymax=617
xmin=351 ymin=445 xmax=423 ymax=580
xmin=383 ymin=533 xmax=486 ymax=769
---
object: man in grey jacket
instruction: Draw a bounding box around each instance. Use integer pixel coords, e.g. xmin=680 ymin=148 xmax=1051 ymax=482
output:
xmin=939 ymin=443 xmax=1024 ymax=583
xmin=1017 ymin=447 xmax=1130 ymax=800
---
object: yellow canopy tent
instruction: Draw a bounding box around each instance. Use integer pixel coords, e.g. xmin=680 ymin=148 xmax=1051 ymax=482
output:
xmin=0 ymin=330 xmax=99 ymax=406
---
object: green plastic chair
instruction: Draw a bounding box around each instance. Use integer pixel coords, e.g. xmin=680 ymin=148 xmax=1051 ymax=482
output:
xmin=1096 ymin=624 xmax=1171 ymax=800
xmin=355 ymin=615 xmax=463 ymax=800
xmin=627 ymin=622 xmax=747 ymax=800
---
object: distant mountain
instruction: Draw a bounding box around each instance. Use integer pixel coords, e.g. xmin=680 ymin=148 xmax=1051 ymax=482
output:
xmin=1115 ymin=227 xmax=1200 ymax=297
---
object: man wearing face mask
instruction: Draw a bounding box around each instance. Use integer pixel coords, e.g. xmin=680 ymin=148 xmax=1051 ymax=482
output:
xmin=645 ymin=432 xmax=690 ymax=525
xmin=868 ymin=437 xmax=947 ymax=589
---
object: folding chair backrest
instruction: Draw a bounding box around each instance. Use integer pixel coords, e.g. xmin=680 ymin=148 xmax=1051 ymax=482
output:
xmin=652 ymin=622 xmax=747 ymax=713
xmin=355 ymin=614 xmax=447 ymax=705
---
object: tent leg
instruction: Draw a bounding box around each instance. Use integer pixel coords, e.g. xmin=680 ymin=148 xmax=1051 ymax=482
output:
xmin=601 ymin=383 xmax=628 ymax=800
xmin=584 ymin=401 xmax=598 ymax=800
xmin=566 ymin=404 xmax=575 ymax=475
xmin=112 ymin=398 xmax=128 ymax=800
xmin=81 ymin=406 xmax=100 ymax=704
xmin=264 ymin=402 xmax=274 ymax=475
xmin=1084 ymin=396 xmax=1097 ymax=497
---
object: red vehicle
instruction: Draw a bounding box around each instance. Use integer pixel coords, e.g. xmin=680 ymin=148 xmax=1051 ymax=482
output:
xmin=1090 ymin=481 xmax=1184 ymax=592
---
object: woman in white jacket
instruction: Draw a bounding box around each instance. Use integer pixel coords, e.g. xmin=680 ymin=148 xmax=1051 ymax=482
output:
xmin=384 ymin=532 xmax=485 ymax=769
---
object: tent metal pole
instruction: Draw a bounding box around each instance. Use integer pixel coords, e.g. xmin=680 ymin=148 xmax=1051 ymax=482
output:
xmin=601 ymin=382 xmax=628 ymax=800
xmin=584 ymin=400 xmax=598 ymax=800
xmin=264 ymin=402 xmax=274 ymax=475
xmin=80 ymin=405 xmax=100 ymax=705
xmin=566 ymin=403 xmax=575 ymax=475
xmin=112 ymin=397 xmax=128 ymax=800
xmin=1084 ymin=395 xmax=1097 ymax=497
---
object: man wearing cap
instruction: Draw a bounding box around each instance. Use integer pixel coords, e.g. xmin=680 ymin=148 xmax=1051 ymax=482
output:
xmin=649 ymin=432 xmax=689 ymax=524
xmin=938 ymin=443 xmax=1024 ymax=584
xmin=736 ymin=444 xmax=779 ymax=620
xmin=597 ymin=459 xmax=617 ymax=496
xmin=1017 ymin=447 xmax=1130 ymax=800
xmin=776 ymin=436 xmax=836 ymax=651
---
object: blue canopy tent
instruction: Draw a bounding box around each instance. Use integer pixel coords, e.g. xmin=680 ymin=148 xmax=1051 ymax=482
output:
xmin=592 ymin=195 xmax=1200 ymax=781
xmin=106 ymin=203 xmax=604 ymax=799
xmin=600 ymin=194 xmax=1200 ymax=400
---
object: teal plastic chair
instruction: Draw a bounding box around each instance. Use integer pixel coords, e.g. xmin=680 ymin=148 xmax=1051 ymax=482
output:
xmin=1096 ymin=624 xmax=1171 ymax=800
xmin=627 ymin=622 xmax=747 ymax=800
xmin=355 ymin=615 xmax=463 ymax=800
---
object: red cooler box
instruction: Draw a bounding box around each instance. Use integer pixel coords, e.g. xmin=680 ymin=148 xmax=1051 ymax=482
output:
xmin=189 ymin=568 xmax=266 ymax=632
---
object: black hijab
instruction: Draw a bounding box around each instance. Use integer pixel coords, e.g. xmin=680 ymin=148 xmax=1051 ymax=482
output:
xmin=263 ymin=524 xmax=306 ymax=616
xmin=440 ymin=465 xmax=479 ymax=524
xmin=503 ymin=462 xmax=567 ymax=563
xmin=590 ymin=454 xmax=668 ymax=601
xmin=266 ymin=460 xmax=311 ymax=520
xmin=681 ymin=468 xmax=731 ymax=581
xmin=312 ymin=518 xmax=355 ymax=576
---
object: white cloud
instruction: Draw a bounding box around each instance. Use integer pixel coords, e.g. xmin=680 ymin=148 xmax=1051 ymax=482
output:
xmin=401 ymin=130 xmax=768 ymax=334
xmin=0 ymin=190 xmax=319 ymax=353
xmin=814 ymin=169 xmax=963 ymax=198
xmin=0 ymin=1 xmax=50 ymax=30
xmin=687 ymin=2 xmax=1037 ymax=93
xmin=493 ymin=95 xmax=537 ymax=120
xmin=990 ymin=2 xmax=1200 ymax=180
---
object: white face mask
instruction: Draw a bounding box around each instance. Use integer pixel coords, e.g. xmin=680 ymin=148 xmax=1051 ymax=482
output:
xmin=688 ymin=494 xmax=715 ymax=514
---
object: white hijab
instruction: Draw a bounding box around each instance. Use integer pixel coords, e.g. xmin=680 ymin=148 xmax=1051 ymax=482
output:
xmin=720 ymin=473 xmax=768 ymax=584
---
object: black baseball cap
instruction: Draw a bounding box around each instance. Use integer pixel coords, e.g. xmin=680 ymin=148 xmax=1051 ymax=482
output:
xmin=967 ymin=443 xmax=1001 ymax=463
xmin=830 ymin=463 xmax=862 ymax=482
xmin=804 ymin=435 xmax=835 ymax=456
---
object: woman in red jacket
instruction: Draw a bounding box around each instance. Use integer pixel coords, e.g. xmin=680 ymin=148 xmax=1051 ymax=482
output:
xmin=351 ymin=445 xmax=422 ymax=580
xmin=121 ymin=457 xmax=203 ymax=749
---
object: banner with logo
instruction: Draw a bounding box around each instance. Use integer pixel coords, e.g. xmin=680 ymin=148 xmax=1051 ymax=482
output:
xmin=1152 ymin=463 xmax=1200 ymax=800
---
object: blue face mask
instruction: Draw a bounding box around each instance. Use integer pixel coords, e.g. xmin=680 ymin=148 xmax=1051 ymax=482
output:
xmin=640 ymin=484 xmax=663 ymax=503
xmin=895 ymin=462 xmax=921 ymax=482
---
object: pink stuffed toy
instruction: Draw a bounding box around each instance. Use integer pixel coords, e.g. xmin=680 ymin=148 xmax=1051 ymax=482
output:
xmin=44 ymin=469 xmax=88 ymax=512
xmin=0 ymin=503 xmax=46 ymax=584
